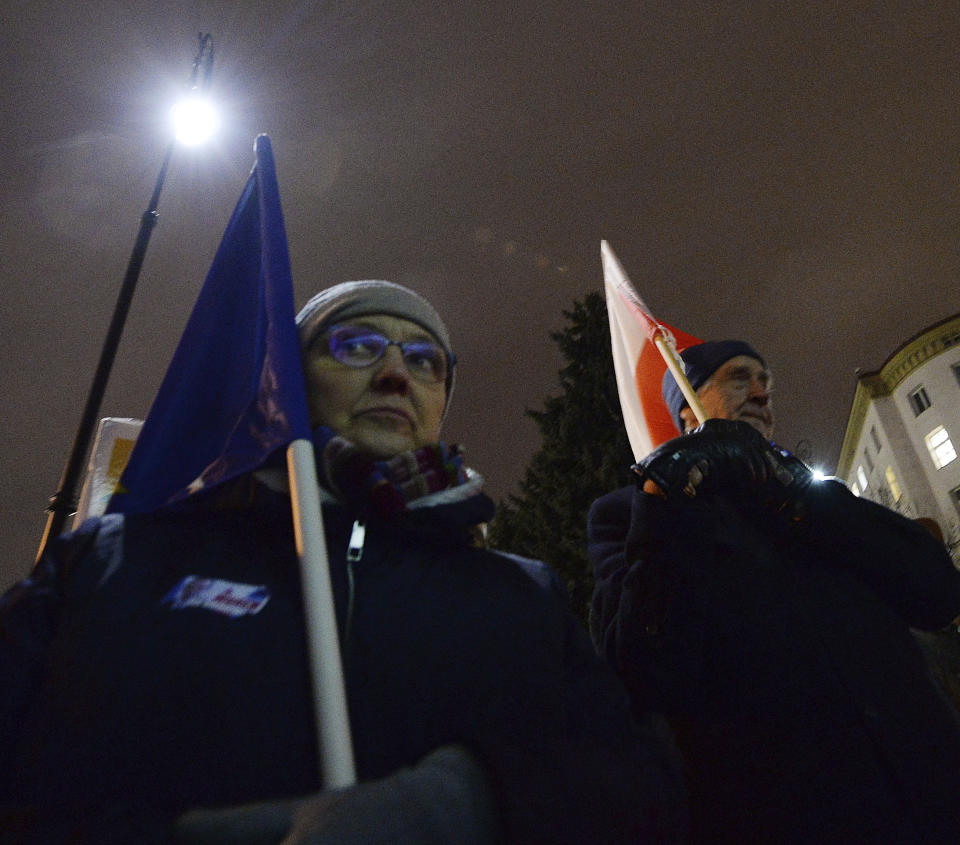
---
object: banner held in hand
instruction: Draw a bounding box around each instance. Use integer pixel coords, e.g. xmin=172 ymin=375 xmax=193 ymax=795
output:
xmin=601 ymin=240 xmax=706 ymax=460
xmin=107 ymin=135 xmax=356 ymax=788
xmin=108 ymin=136 xmax=310 ymax=513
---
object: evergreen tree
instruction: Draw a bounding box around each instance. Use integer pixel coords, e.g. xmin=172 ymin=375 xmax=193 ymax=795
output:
xmin=489 ymin=292 xmax=635 ymax=622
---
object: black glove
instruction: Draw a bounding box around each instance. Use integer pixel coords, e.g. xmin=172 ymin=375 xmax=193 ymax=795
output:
xmin=634 ymin=418 xmax=813 ymax=518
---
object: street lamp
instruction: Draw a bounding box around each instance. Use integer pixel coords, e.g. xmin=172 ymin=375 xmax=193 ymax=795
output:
xmin=35 ymin=34 xmax=218 ymax=562
xmin=171 ymin=95 xmax=220 ymax=146
xmin=171 ymin=40 xmax=219 ymax=147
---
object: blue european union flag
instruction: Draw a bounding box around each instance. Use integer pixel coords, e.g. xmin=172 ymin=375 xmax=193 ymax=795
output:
xmin=108 ymin=135 xmax=310 ymax=514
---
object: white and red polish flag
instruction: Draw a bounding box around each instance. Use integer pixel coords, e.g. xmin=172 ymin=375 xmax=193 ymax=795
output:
xmin=601 ymin=240 xmax=705 ymax=461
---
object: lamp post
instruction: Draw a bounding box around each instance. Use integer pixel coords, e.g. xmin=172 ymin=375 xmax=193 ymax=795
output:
xmin=35 ymin=34 xmax=217 ymax=563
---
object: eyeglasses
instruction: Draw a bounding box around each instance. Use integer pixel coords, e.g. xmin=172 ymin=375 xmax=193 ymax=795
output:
xmin=325 ymin=324 xmax=453 ymax=383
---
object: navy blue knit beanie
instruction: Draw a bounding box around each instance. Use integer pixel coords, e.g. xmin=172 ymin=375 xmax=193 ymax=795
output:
xmin=662 ymin=340 xmax=766 ymax=432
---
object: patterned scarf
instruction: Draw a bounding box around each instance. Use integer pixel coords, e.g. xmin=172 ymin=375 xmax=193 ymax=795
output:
xmin=312 ymin=425 xmax=469 ymax=519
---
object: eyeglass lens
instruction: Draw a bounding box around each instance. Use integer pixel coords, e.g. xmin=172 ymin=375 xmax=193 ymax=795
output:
xmin=327 ymin=325 xmax=448 ymax=382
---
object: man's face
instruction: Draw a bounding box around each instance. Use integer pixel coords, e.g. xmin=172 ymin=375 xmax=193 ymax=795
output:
xmin=303 ymin=314 xmax=447 ymax=459
xmin=681 ymin=354 xmax=774 ymax=439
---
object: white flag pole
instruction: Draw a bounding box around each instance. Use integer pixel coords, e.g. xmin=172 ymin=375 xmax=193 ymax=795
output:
xmin=286 ymin=437 xmax=357 ymax=789
xmin=653 ymin=332 xmax=709 ymax=426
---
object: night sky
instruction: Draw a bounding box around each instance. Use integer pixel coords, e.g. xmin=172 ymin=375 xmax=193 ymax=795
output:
xmin=3 ymin=1 xmax=960 ymax=589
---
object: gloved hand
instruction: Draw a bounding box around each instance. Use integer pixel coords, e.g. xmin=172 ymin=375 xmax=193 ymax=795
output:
xmin=634 ymin=418 xmax=813 ymax=518
xmin=172 ymin=799 xmax=297 ymax=844
xmin=171 ymin=744 xmax=498 ymax=845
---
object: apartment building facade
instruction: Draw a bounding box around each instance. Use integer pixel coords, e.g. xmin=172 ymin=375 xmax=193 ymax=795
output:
xmin=837 ymin=313 xmax=960 ymax=563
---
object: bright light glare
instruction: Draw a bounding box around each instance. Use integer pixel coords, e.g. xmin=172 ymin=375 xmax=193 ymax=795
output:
xmin=171 ymin=96 xmax=220 ymax=146
xmin=812 ymin=469 xmax=827 ymax=482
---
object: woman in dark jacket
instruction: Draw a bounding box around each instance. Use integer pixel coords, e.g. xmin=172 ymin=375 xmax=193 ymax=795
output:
xmin=1 ymin=281 xmax=687 ymax=844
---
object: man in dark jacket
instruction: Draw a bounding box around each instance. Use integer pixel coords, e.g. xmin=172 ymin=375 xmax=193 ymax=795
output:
xmin=590 ymin=339 xmax=960 ymax=844
xmin=1 ymin=281 xmax=687 ymax=844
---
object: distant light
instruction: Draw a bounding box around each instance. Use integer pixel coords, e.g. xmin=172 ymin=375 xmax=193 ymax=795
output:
xmin=812 ymin=469 xmax=827 ymax=482
xmin=171 ymin=95 xmax=219 ymax=146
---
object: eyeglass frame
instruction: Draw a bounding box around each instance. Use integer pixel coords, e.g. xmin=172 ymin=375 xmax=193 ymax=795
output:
xmin=320 ymin=323 xmax=456 ymax=385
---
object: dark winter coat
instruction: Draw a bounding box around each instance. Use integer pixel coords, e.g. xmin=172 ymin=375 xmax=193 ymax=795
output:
xmin=590 ymin=479 xmax=960 ymax=844
xmin=1 ymin=479 xmax=686 ymax=844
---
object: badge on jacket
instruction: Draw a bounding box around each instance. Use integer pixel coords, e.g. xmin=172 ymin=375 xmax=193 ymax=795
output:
xmin=161 ymin=576 xmax=270 ymax=618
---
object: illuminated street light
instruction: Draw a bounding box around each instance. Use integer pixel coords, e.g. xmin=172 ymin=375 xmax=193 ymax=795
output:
xmin=36 ymin=34 xmax=217 ymax=561
xmin=171 ymin=94 xmax=220 ymax=146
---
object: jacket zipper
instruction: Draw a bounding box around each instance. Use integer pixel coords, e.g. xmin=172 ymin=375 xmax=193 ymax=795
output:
xmin=344 ymin=520 xmax=365 ymax=650
xmin=347 ymin=520 xmax=366 ymax=562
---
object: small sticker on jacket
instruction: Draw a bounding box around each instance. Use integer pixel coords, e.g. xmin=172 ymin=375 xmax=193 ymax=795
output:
xmin=161 ymin=576 xmax=270 ymax=618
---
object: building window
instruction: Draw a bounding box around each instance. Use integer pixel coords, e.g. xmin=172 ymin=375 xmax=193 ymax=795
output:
xmin=856 ymin=465 xmax=868 ymax=492
xmin=850 ymin=480 xmax=861 ymax=497
xmin=870 ymin=425 xmax=881 ymax=452
xmin=951 ymin=485 xmax=960 ymax=511
xmin=909 ymin=386 xmax=931 ymax=416
xmin=864 ymin=449 xmax=874 ymax=472
xmin=885 ymin=466 xmax=902 ymax=502
xmin=925 ymin=426 xmax=958 ymax=470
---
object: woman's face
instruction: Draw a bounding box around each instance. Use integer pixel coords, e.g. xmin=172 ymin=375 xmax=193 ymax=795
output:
xmin=303 ymin=314 xmax=447 ymax=458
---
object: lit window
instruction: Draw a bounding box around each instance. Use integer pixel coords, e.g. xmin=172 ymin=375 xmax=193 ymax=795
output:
xmin=884 ymin=466 xmax=902 ymax=502
xmin=864 ymin=449 xmax=874 ymax=472
xmin=870 ymin=425 xmax=882 ymax=451
xmin=857 ymin=465 xmax=868 ymax=491
xmin=924 ymin=426 xmax=958 ymax=470
xmin=909 ymin=386 xmax=931 ymax=416
xmin=850 ymin=480 xmax=861 ymax=497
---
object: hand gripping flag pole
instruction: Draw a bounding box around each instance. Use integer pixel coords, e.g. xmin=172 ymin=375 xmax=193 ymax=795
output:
xmin=601 ymin=240 xmax=707 ymax=460
xmin=107 ymin=135 xmax=356 ymax=788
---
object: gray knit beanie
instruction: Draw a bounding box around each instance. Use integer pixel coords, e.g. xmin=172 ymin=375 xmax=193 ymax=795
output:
xmin=296 ymin=280 xmax=456 ymax=406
